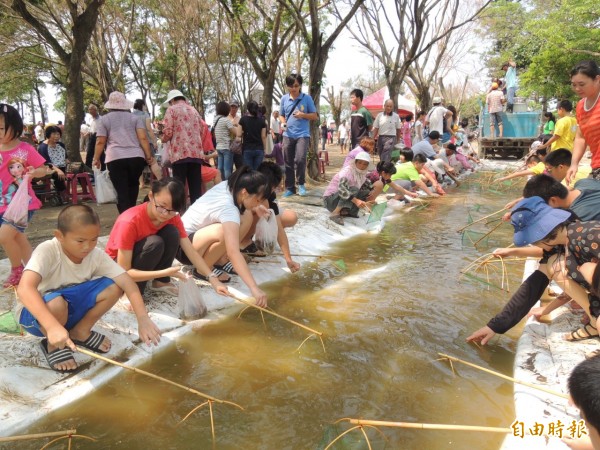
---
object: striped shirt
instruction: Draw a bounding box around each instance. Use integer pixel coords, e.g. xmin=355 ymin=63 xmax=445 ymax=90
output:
xmin=212 ymin=115 xmax=234 ymax=150
xmin=576 ymin=97 xmax=600 ymax=168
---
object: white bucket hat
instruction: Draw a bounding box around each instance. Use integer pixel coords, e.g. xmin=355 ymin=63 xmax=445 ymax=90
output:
xmin=432 ymin=96 xmax=442 ymax=104
xmin=163 ymin=89 xmax=186 ymax=107
xmin=355 ymin=151 xmax=371 ymax=163
xmin=104 ymin=91 xmax=134 ymax=110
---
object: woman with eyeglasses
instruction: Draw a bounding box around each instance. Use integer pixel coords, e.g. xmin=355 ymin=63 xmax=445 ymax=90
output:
xmin=105 ymin=178 xmax=228 ymax=297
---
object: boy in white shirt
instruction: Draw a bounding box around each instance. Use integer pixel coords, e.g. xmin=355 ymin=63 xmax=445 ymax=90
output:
xmin=18 ymin=205 xmax=161 ymax=373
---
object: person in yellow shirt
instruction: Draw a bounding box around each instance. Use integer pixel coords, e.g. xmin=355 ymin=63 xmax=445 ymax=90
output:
xmin=497 ymin=154 xmax=546 ymax=182
xmin=544 ymin=148 xmax=592 ymax=188
xmin=538 ymin=100 xmax=578 ymax=152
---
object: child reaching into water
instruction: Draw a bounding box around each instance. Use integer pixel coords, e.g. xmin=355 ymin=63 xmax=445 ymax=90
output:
xmin=17 ymin=204 xmax=161 ymax=373
xmin=0 ymin=104 xmax=49 ymax=287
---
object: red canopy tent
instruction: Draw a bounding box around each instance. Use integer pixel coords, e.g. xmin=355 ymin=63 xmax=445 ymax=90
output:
xmin=360 ymin=87 xmax=416 ymax=117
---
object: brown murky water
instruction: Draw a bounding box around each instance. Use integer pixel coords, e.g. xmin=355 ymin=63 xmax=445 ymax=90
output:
xmin=17 ymin=180 xmax=525 ymax=450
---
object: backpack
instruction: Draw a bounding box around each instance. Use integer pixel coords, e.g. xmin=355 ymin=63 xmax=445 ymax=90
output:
xmin=211 ymin=116 xmax=223 ymax=148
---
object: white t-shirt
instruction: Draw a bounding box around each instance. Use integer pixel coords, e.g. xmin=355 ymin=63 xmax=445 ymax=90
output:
xmin=373 ymin=113 xmax=401 ymax=136
xmin=34 ymin=125 xmax=44 ymax=142
xmin=437 ymin=148 xmax=449 ymax=164
xmin=270 ymin=116 xmax=281 ymax=134
xmin=80 ymin=123 xmax=90 ymax=135
xmin=413 ymin=120 xmax=423 ymax=144
xmin=24 ymin=238 xmax=125 ymax=295
xmin=338 ymin=124 xmax=347 ymax=139
xmin=427 ymin=106 xmax=448 ymax=134
xmin=182 ymin=181 xmax=241 ymax=234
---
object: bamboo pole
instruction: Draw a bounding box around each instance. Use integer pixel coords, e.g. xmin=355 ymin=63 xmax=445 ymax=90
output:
xmin=0 ymin=429 xmax=77 ymax=443
xmin=342 ymin=418 xmax=511 ymax=433
xmin=76 ymin=347 xmax=244 ymax=409
xmin=456 ymin=207 xmax=508 ymax=233
xmin=437 ymin=353 xmax=569 ymax=399
xmin=228 ymin=293 xmax=323 ymax=337
xmin=228 ymin=290 xmax=326 ymax=353
xmin=473 ymin=221 xmax=504 ymax=247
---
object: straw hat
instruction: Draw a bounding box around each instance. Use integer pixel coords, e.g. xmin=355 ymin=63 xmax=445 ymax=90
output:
xmin=104 ymin=91 xmax=133 ymax=110
xmin=163 ymin=89 xmax=186 ymax=107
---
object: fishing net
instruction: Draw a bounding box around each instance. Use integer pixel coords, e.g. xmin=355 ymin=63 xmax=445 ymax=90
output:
xmin=0 ymin=310 xmax=21 ymax=334
xmin=461 ymin=230 xmax=489 ymax=248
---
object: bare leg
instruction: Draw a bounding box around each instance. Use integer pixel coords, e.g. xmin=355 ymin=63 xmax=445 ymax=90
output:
xmin=68 ymin=283 xmax=122 ymax=352
xmin=280 ymin=209 xmax=298 ymax=228
xmin=499 ymin=123 xmax=504 ymax=138
xmin=0 ymin=225 xmax=28 ymax=267
xmin=38 ymin=296 xmax=76 ymax=372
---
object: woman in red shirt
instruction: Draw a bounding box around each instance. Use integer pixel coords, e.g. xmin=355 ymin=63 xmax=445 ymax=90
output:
xmin=105 ymin=178 xmax=229 ymax=297
xmin=567 ymin=60 xmax=600 ymax=185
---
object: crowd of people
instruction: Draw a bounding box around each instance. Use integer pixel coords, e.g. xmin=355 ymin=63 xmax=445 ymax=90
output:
xmin=4 ymin=59 xmax=600 ymax=448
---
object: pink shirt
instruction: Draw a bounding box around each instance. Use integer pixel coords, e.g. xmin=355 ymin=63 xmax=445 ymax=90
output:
xmin=486 ymin=90 xmax=504 ymax=114
xmin=0 ymin=142 xmax=46 ymax=213
xmin=162 ymin=101 xmax=205 ymax=162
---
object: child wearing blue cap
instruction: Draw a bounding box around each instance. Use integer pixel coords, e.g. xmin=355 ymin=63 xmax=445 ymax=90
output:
xmin=510 ymin=196 xmax=600 ymax=341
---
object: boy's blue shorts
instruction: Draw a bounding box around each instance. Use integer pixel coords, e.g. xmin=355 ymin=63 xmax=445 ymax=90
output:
xmin=19 ymin=277 xmax=115 ymax=337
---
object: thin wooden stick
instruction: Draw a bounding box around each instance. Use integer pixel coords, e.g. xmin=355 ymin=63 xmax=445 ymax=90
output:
xmin=0 ymin=430 xmax=77 ymax=443
xmin=437 ymin=353 xmax=569 ymax=399
xmin=228 ymin=293 xmax=323 ymax=337
xmin=76 ymin=347 xmax=244 ymax=409
xmin=359 ymin=426 xmax=373 ymax=450
xmin=39 ymin=434 xmax=96 ymax=450
xmin=339 ymin=418 xmax=512 ymax=433
xmin=473 ymin=221 xmax=504 ymax=247
xmin=456 ymin=207 xmax=508 ymax=232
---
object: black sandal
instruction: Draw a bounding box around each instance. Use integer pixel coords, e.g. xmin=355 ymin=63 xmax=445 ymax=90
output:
xmin=214 ymin=262 xmax=238 ymax=276
xmin=241 ymin=242 xmax=266 ymax=257
xmin=192 ymin=268 xmax=230 ymax=283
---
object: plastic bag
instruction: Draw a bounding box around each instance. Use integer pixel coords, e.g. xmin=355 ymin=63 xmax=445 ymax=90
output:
xmin=3 ymin=174 xmax=31 ymax=229
xmin=265 ymin=134 xmax=274 ymax=155
xmin=178 ymin=277 xmax=207 ymax=320
xmin=94 ymin=168 xmax=118 ymax=204
xmin=254 ymin=209 xmax=278 ymax=255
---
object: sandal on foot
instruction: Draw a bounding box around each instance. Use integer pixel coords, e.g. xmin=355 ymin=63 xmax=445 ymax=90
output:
xmin=241 ymin=242 xmax=266 ymax=257
xmin=40 ymin=338 xmax=77 ymax=373
xmin=565 ymin=324 xmax=599 ymax=342
xmin=72 ymin=330 xmax=110 ymax=354
xmin=214 ymin=262 xmax=238 ymax=276
xmin=148 ymin=283 xmax=179 ymax=296
xmin=193 ymin=268 xmax=230 ymax=283
xmin=329 ymin=214 xmax=344 ymax=225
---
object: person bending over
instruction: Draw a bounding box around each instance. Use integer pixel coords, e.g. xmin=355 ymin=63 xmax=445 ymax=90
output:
xmin=17 ymin=205 xmax=161 ymax=372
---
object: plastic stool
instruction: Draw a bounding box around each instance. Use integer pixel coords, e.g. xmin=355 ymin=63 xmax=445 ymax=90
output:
xmin=319 ymin=158 xmax=326 ymax=175
xmin=319 ymin=150 xmax=329 ymax=165
xmin=67 ymin=172 xmax=96 ymax=204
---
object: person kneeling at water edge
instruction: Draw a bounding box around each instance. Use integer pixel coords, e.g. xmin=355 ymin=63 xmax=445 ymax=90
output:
xmin=391 ymin=151 xmax=440 ymax=198
xmin=180 ymin=166 xmax=269 ymax=307
xmin=105 ymin=178 xmax=229 ymax=298
xmin=239 ymin=161 xmax=301 ymax=272
xmin=323 ymin=152 xmax=374 ymax=225
xmin=17 ymin=205 xmax=161 ymax=373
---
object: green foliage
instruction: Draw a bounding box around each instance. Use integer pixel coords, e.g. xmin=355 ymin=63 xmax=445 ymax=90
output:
xmin=480 ymin=0 xmax=599 ymax=102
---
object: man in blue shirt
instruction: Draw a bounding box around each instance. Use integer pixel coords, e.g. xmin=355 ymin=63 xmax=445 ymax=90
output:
xmin=279 ymin=73 xmax=318 ymax=197
xmin=503 ymin=60 xmax=517 ymax=113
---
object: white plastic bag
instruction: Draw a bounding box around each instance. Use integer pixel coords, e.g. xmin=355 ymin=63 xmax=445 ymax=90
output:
xmin=265 ymin=134 xmax=274 ymax=155
xmin=178 ymin=277 xmax=207 ymax=320
xmin=94 ymin=168 xmax=117 ymax=204
xmin=254 ymin=209 xmax=278 ymax=255
xmin=3 ymin=174 xmax=31 ymax=229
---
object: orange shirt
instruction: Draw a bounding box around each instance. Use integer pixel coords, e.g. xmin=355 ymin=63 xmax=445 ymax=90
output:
xmin=576 ymin=96 xmax=600 ymax=168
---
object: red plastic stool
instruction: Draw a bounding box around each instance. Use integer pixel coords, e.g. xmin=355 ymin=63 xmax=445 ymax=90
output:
xmin=319 ymin=158 xmax=326 ymax=175
xmin=67 ymin=172 xmax=96 ymax=204
xmin=319 ymin=150 xmax=329 ymax=165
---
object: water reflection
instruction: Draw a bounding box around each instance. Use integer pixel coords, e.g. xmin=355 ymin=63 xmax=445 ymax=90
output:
xmin=21 ymin=183 xmax=525 ymax=450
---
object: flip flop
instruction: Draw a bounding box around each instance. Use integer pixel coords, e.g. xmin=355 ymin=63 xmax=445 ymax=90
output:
xmin=214 ymin=262 xmax=238 ymax=276
xmin=241 ymin=243 xmax=266 ymax=257
xmin=40 ymin=338 xmax=77 ymax=373
xmin=192 ymin=268 xmax=230 ymax=283
xmin=72 ymin=330 xmax=110 ymax=354
xmin=565 ymin=323 xmax=599 ymax=342
xmin=148 ymin=283 xmax=179 ymax=296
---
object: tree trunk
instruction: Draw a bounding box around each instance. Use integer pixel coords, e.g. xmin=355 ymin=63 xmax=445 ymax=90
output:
xmin=29 ymin=92 xmax=36 ymax=124
xmin=34 ymin=83 xmax=46 ymax=124
xmin=64 ymin=66 xmax=84 ymax=161
xmin=306 ymin=58 xmax=327 ymax=181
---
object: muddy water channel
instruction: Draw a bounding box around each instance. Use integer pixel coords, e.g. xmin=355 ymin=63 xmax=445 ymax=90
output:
xmin=24 ymin=182 xmax=526 ymax=450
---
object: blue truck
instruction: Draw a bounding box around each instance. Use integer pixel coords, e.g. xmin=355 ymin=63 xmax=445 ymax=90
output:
xmin=479 ymin=104 xmax=542 ymax=158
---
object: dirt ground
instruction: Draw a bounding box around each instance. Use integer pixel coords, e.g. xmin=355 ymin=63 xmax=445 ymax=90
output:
xmin=0 ymin=142 xmax=346 ymax=260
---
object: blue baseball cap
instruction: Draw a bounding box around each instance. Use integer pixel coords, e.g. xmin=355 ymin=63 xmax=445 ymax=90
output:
xmin=510 ymin=196 xmax=571 ymax=246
